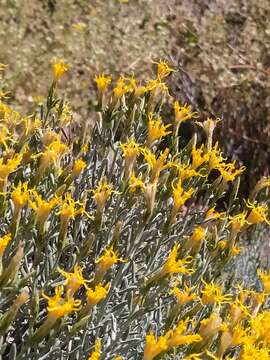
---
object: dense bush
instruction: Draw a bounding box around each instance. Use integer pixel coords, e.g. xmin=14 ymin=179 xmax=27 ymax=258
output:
xmin=0 ymin=61 xmax=269 ymax=359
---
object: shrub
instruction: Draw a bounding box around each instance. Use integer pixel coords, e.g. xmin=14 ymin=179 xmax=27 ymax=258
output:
xmin=0 ymin=60 xmax=269 ymax=359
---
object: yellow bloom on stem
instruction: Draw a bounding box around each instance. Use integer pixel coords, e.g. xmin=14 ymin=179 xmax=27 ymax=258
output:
xmin=11 ymin=181 xmax=29 ymax=212
xmin=113 ymin=76 xmax=129 ymax=98
xmin=0 ymin=233 xmax=12 ymax=256
xmin=143 ymin=332 xmax=168 ymax=360
xmin=58 ymin=264 xmax=88 ymax=294
xmin=208 ymin=143 xmax=224 ymax=170
xmin=129 ymin=172 xmax=145 ymax=192
xmin=205 ymin=206 xmax=225 ymax=221
xmin=91 ymin=178 xmax=116 ymax=215
xmin=127 ymin=76 xmax=148 ymax=97
xmin=246 ymin=201 xmax=270 ymax=225
xmin=174 ymin=101 xmax=199 ymax=124
xmin=192 ymin=144 xmax=209 ymax=170
xmin=156 ymin=245 xmax=194 ymax=280
xmin=171 ymin=283 xmax=197 ymax=305
xmin=147 ymin=112 xmax=171 ymax=146
xmin=201 ymin=279 xmax=232 ymax=306
xmin=94 ymin=74 xmax=112 ymax=93
xmin=217 ymin=161 xmax=245 ymax=183
xmin=58 ymin=193 xmax=85 ymax=232
xmin=199 ymin=312 xmax=223 ymax=343
xmin=184 ymin=226 xmax=206 ymax=254
xmin=52 ymin=59 xmax=69 ymax=80
xmin=173 ymin=162 xmax=200 ymax=182
xmin=35 ymin=139 xmax=69 ymax=179
xmin=228 ymin=212 xmax=248 ymax=234
xmin=0 ymin=153 xmax=22 ymax=189
xmin=250 ymin=311 xmax=270 ymax=346
xmin=88 ymin=339 xmax=101 ymax=360
xmin=146 ymin=79 xmax=169 ymax=95
xmin=171 ymin=178 xmax=194 ymax=214
xmin=240 ymin=342 xmax=269 ymax=360
xmin=71 ymin=159 xmax=86 ymax=179
xmin=119 ymin=139 xmax=140 ymax=179
xmin=86 ymin=283 xmax=109 ymax=306
xmin=43 ymin=286 xmax=81 ymax=320
xmin=257 ymin=269 xmax=270 ymax=293
xmin=94 ymin=246 xmax=125 ymax=283
xmin=165 ymin=319 xmax=202 ymax=348
xmin=141 ymin=147 xmax=171 ymax=180
xmin=229 ymin=287 xmax=250 ymax=327
xmin=153 ymin=59 xmax=176 ymax=80
xmin=29 ymin=190 xmax=58 ymax=228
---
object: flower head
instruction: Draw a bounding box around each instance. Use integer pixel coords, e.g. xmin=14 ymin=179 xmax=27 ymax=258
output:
xmin=0 ymin=233 xmax=12 ymax=256
xmin=52 ymin=59 xmax=69 ymax=80
xmin=171 ymin=283 xmax=197 ymax=305
xmin=11 ymin=181 xmax=29 ymax=212
xmin=141 ymin=147 xmax=171 ymax=180
xmin=201 ymin=279 xmax=232 ymax=305
xmin=58 ymin=264 xmax=88 ymax=294
xmin=29 ymin=190 xmax=58 ymax=227
xmin=91 ymin=178 xmax=116 ymax=214
xmin=143 ymin=332 xmax=168 ymax=360
xmin=72 ymin=159 xmax=86 ymax=179
xmin=257 ymin=269 xmax=270 ymax=293
xmin=172 ymin=178 xmax=194 ymax=213
xmin=159 ymin=245 xmax=194 ymax=279
xmin=154 ymin=59 xmax=176 ymax=80
xmin=174 ymin=101 xmax=199 ymax=124
xmin=94 ymin=74 xmax=111 ymax=93
xmin=43 ymin=286 xmax=81 ymax=319
xmin=246 ymin=201 xmax=270 ymax=225
xmin=88 ymin=339 xmax=101 ymax=360
xmin=86 ymin=283 xmax=109 ymax=307
xmin=147 ymin=112 xmax=171 ymax=146
xmin=165 ymin=319 xmax=202 ymax=348
xmin=192 ymin=144 xmax=209 ymax=170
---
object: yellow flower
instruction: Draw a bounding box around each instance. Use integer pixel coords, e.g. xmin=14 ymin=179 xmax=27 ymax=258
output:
xmin=52 ymin=59 xmax=69 ymax=80
xmin=218 ymin=161 xmax=245 ymax=183
xmin=141 ymin=148 xmax=171 ymax=180
xmin=208 ymin=143 xmax=224 ymax=170
xmin=205 ymin=206 xmax=225 ymax=221
xmin=199 ymin=312 xmax=223 ymax=342
xmin=158 ymin=245 xmax=194 ymax=279
xmin=184 ymin=226 xmax=206 ymax=253
xmin=127 ymin=76 xmax=148 ymax=97
xmin=86 ymin=283 xmax=109 ymax=306
xmin=240 ymin=342 xmax=269 ymax=360
xmin=94 ymin=74 xmax=112 ymax=93
xmin=0 ymin=153 xmax=22 ymax=183
xmin=29 ymin=190 xmax=58 ymax=227
xmin=88 ymin=339 xmax=101 ymax=360
xmin=11 ymin=181 xmax=29 ymax=212
xmin=246 ymin=201 xmax=270 ymax=225
xmin=250 ymin=311 xmax=270 ymax=346
xmin=165 ymin=319 xmax=202 ymax=348
xmin=143 ymin=332 xmax=168 ymax=360
xmin=146 ymin=79 xmax=169 ymax=96
xmin=72 ymin=159 xmax=86 ymax=179
xmin=113 ymin=76 xmax=129 ymax=98
xmin=129 ymin=172 xmax=145 ymax=192
xmin=258 ymin=269 xmax=270 ymax=293
xmin=229 ymin=287 xmax=250 ymax=326
xmin=94 ymin=247 xmax=125 ymax=283
xmin=0 ymin=233 xmax=12 ymax=256
xmin=171 ymin=283 xmax=197 ymax=305
xmin=35 ymin=140 xmax=69 ymax=178
xmin=119 ymin=139 xmax=140 ymax=178
xmin=153 ymin=59 xmax=176 ymax=80
xmin=58 ymin=193 xmax=85 ymax=230
xmin=43 ymin=286 xmax=81 ymax=320
xmin=58 ymin=264 xmax=88 ymax=294
xmin=91 ymin=178 xmax=116 ymax=214
xmin=229 ymin=212 xmax=248 ymax=233
xmin=201 ymin=279 xmax=232 ymax=305
xmin=173 ymin=162 xmax=200 ymax=182
xmin=174 ymin=101 xmax=199 ymax=124
xmin=147 ymin=112 xmax=171 ymax=146
xmin=172 ymin=178 xmax=194 ymax=213
xmin=192 ymin=144 xmax=209 ymax=170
